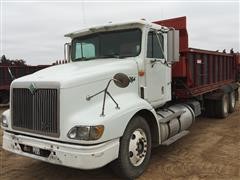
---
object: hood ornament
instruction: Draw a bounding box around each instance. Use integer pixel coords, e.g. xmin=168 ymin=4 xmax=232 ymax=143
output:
xmin=86 ymin=73 xmax=130 ymax=116
xmin=29 ymin=82 xmax=37 ymax=95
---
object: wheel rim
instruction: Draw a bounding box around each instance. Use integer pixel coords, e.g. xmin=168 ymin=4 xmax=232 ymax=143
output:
xmin=128 ymin=128 xmax=148 ymax=167
xmin=223 ymin=95 xmax=228 ymax=114
xmin=230 ymin=92 xmax=235 ymax=108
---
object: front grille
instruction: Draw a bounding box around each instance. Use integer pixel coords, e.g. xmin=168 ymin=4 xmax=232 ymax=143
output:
xmin=12 ymin=88 xmax=59 ymax=137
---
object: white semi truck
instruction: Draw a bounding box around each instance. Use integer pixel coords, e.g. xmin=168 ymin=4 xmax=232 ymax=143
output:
xmin=1 ymin=17 xmax=239 ymax=179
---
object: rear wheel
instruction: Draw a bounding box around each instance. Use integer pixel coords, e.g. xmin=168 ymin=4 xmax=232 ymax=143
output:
xmin=215 ymin=93 xmax=229 ymax=118
xmin=204 ymin=99 xmax=216 ymax=117
xmin=228 ymin=91 xmax=236 ymax=113
xmin=111 ymin=116 xmax=151 ymax=179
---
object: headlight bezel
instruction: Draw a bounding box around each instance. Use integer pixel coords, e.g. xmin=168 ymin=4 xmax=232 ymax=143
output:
xmin=1 ymin=114 xmax=8 ymax=127
xmin=67 ymin=125 xmax=104 ymax=141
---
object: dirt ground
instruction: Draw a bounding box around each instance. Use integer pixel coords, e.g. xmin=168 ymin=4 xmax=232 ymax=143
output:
xmin=0 ymin=103 xmax=240 ymax=180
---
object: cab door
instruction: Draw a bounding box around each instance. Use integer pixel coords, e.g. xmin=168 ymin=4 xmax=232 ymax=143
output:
xmin=145 ymin=31 xmax=167 ymax=105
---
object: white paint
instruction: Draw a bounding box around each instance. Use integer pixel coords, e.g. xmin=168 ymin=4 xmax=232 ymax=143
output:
xmin=3 ymin=131 xmax=120 ymax=169
xmin=2 ymin=21 xmax=178 ymax=169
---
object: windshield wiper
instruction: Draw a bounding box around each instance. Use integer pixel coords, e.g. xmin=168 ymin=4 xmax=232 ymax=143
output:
xmin=74 ymin=57 xmax=87 ymax=61
xmin=100 ymin=54 xmax=120 ymax=59
xmin=74 ymin=54 xmax=129 ymax=61
xmin=74 ymin=57 xmax=96 ymax=61
xmin=100 ymin=54 xmax=127 ymax=59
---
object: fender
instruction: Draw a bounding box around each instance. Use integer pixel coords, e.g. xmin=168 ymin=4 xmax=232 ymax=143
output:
xmin=2 ymin=93 xmax=159 ymax=145
xmin=3 ymin=81 xmax=161 ymax=145
xmin=205 ymin=83 xmax=239 ymax=100
xmin=65 ymin=92 xmax=160 ymax=145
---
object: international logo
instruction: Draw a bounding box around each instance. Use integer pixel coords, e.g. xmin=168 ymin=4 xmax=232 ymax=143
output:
xmin=29 ymin=82 xmax=37 ymax=94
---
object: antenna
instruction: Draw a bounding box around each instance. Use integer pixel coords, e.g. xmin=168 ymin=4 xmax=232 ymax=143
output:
xmin=81 ymin=0 xmax=86 ymax=26
xmin=8 ymin=67 xmax=15 ymax=80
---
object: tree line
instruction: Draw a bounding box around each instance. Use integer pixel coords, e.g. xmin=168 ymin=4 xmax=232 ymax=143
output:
xmin=0 ymin=55 xmax=26 ymax=66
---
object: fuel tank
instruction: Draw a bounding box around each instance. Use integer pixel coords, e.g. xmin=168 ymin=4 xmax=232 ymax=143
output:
xmin=157 ymin=104 xmax=195 ymax=142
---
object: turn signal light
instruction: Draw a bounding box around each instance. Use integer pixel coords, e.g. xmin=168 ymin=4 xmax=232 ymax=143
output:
xmin=138 ymin=70 xmax=145 ymax=76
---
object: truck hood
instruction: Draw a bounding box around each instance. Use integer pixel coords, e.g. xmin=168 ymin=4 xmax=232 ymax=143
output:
xmin=13 ymin=59 xmax=138 ymax=88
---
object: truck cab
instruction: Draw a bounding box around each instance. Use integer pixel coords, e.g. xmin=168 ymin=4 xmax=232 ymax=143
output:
xmin=2 ymin=20 xmax=198 ymax=179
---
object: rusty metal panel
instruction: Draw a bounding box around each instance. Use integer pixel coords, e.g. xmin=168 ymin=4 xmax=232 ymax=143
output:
xmin=173 ymin=49 xmax=237 ymax=98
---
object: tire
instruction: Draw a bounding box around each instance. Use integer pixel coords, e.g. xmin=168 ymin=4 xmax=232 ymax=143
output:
xmin=204 ymin=99 xmax=216 ymax=117
xmin=228 ymin=91 xmax=236 ymax=113
xmin=215 ymin=93 xmax=229 ymax=118
xmin=111 ymin=116 xmax=152 ymax=179
xmin=0 ymin=90 xmax=9 ymax=104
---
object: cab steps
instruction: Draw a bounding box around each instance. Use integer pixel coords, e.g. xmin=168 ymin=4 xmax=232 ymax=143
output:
xmin=161 ymin=130 xmax=189 ymax=146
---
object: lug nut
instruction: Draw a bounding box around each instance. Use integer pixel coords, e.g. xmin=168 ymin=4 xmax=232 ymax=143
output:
xmin=129 ymin=151 xmax=133 ymax=157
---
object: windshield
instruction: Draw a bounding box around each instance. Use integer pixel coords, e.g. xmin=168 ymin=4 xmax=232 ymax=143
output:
xmin=71 ymin=28 xmax=142 ymax=61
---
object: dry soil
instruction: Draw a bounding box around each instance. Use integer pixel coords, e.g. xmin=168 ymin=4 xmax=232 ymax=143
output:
xmin=0 ymin=103 xmax=240 ymax=180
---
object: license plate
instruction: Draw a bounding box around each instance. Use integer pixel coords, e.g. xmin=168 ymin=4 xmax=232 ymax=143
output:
xmin=20 ymin=144 xmax=51 ymax=157
xmin=32 ymin=147 xmax=40 ymax=155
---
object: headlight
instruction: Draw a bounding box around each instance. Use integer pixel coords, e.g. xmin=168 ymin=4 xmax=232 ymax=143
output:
xmin=68 ymin=127 xmax=77 ymax=139
xmin=67 ymin=125 xmax=104 ymax=140
xmin=1 ymin=115 xmax=8 ymax=127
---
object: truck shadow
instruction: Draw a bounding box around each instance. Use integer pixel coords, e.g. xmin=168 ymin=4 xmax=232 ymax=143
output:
xmin=33 ymin=161 xmax=122 ymax=180
xmin=33 ymin=144 xmax=180 ymax=180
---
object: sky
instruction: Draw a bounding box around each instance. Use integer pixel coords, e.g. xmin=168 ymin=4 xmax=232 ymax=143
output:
xmin=0 ymin=0 xmax=239 ymax=65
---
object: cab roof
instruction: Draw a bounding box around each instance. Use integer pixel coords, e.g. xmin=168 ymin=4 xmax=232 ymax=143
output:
xmin=64 ymin=20 xmax=163 ymax=38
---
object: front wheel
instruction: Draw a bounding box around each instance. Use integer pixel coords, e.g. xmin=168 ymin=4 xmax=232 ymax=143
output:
xmin=111 ymin=116 xmax=151 ymax=179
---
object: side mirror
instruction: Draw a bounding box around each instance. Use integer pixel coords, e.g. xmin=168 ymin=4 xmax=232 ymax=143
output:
xmin=167 ymin=30 xmax=180 ymax=63
xmin=113 ymin=73 xmax=130 ymax=88
xmin=64 ymin=43 xmax=71 ymax=62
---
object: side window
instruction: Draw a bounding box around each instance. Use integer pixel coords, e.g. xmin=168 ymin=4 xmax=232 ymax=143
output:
xmin=147 ymin=31 xmax=164 ymax=59
xmin=147 ymin=32 xmax=153 ymax=58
